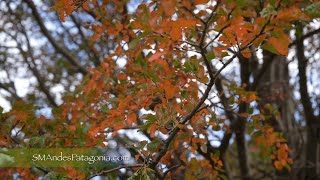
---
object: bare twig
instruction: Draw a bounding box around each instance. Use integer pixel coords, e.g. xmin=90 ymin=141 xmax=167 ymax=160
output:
xmin=22 ymin=0 xmax=88 ymax=74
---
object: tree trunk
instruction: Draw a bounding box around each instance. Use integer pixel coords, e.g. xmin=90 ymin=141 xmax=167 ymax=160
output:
xmin=257 ymin=51 xmax=299 ymax=179
xmin=296 ymin=24 xmax=320 ymax=179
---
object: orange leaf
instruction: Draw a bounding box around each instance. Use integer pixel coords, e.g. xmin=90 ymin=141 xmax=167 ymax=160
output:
xmin=217 ymin=160 xmax=223 ymax=167
xmin=82 ymin=1 xmax=90 ymax=11
xmin=170 ymin=27 xmax=182 ymax=41
xmin=213 ymin=47 xmax=227 ymax=58
xmin=148 ymin=52 xmax=164 ymax=62
xmin=162 ymin=80 xmax=177 ymax=99
xmin=264 ymin=29 xmax=290 ymax=55
xmin=239 ymin=112 xmax=249 ymax=118
xmin=177 ymin=19 xmax=197 ymax=28
xmin=0 ymin=136 xmax=8 ymax=146
xmin=277 ymin=148 xmax=288 ymax=160
xmin=240 ymin=93 xmax=257 ymax=103
xmin=58 ymin=10 xmax=65 ymax=22
xmin=160 ymin=0 xmax=176 ymax=16
xmin=276 ymin=6 xmax=309 ymax=22
xmin=88 ymin=125 xmax=100 ymax=138
xmin=242 ymin=48 xmax=252 ymax=58
xmin=90 ymin=34 xmax=101 ymax=42
xmin=268 ymin=37 xmax=289 ymax=55
xmin=117 ymin=73 xmax=127 ymax=81
xmin=135 ymin=154 xmax=140 ymax=160
xmin=274 ymin=160 xmax=283 ymax=170
xmin=247 ymin=93 xmax=257 ymax=102
xmin=194 ymin=0 xmax=209 ymax=4
xmin=127 ymin=113 xmax=137 ymax=126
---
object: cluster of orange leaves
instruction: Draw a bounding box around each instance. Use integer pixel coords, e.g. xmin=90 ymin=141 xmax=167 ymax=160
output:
xmin=1 ymin=0 xmax=319 ymax=178
xmin=254 ymin=126 xmax=293 ymax=170
xmin=44 ymin=0 xmax=307 ymax=173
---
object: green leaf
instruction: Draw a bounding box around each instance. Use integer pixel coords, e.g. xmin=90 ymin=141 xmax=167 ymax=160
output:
xmin=138 ymin=115 xmax=157 ymax=131
xmin=43 ymin=172 xmax=67 ymax=180
xmin=221 ymin=52 xmax=229 ymax=58
xmin=305 ymin=2 xmax=320 ymax=18
xmin=0 ymin=152 xmax=15 ymax=167
xmin=248 ymin=107 xmax=254 ymax=115
xmin=107 ymin=172 xmax=117 ymax=180
xmin=261 ymin=42 xmax=278 ymax=54
xmin=184 ymin=60 xmax=197 ymax=73
xmin=144 ymin=114 xmax=157 ymax=122
xmin=213 ymin=150 xmax=220 ymax=157
xmin=145 ymin=167 xmax=155 ymax=173
xmin=228 ymin=96 xmax=235 ymax=104
xmin=129 ymin=38 xmax=139 ymax=49
xmin=147 ymin=140 xmax=160 ymax=152
xmin=260 ymin=4 xmax=276 ymax=18
xmin=207 ymin=52 xmax=215 ymax=60
xmin=132 ymin=140 xmax=148 ymax=150
xmin=252 ymin=131 xmax=263 ymax=138
xmin=285 ymin=163 xmax=291 ymax=171
xmin=219 ymin=174 xmax=228 ymax=180
xmin=181 ymin=90 xmax=188 ymax=98
xmin=0 ymin=106 xmax=3 ymax=120
xmin=128 ymin=168 xmax=154 ymax=180
xmin=142 ymin=171 xmax=151 ymax=180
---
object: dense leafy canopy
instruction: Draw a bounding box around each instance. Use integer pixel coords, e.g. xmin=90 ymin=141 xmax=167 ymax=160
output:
xmin=1 ymin=0 xmax=320 ymax=179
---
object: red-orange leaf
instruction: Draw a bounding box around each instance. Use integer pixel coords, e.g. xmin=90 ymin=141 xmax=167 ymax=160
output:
xmin=193 ymin=0 xmax=209 ymax=4
xmin=160 ymin=0 xmax=176 ymax=16
xmin=267 ymin=37 xmax=289 ymax=55
xmin=148 ymin=51 xmax=164 ymax=62
xmin=162 ymin=80 xmax=177 ymax=99
xmin=127 ymin=113 xmax=137 ymax=126
xmin=170 ymin=27 xmax=182 ymax=41
xmin=274 ymin=160 xmax=283 ymax=170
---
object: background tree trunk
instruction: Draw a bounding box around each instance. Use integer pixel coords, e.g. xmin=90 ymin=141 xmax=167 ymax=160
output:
xmin=257 ymin=51 xmax=301 ymax=179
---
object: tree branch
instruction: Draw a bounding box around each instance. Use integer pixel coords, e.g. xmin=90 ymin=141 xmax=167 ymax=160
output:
xmin=163 ymin=163 xmax=182 ymax=178
xmin=20 ymin=26 xmax=58 ymax=107
xmin=296 ymin=23 xmax=319 ymax=178
xmin=22 ymin=0 xmax=88 ymax=75
xmin=289 ymin=28 xmax=320 ymax=48
xmin=70 ymin=14 xmax=101 ymax=67
xmin=149 ymin=54 xmax=236 ymax=170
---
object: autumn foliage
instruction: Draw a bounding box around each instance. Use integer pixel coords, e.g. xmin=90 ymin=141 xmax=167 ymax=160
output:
xmin=1 ymin=0 xmax=320 ymax=179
